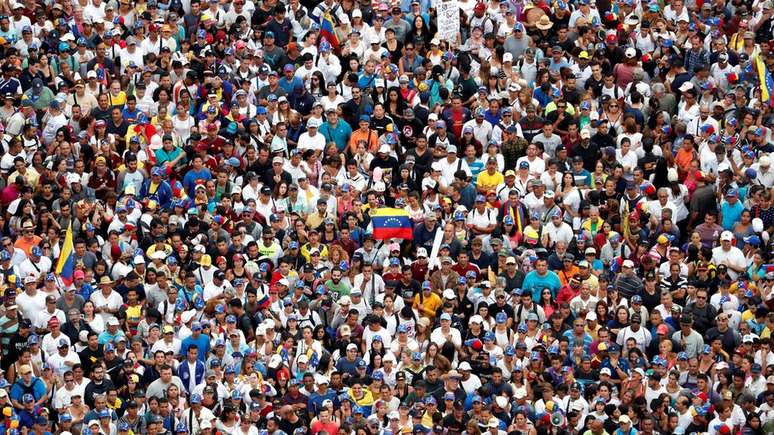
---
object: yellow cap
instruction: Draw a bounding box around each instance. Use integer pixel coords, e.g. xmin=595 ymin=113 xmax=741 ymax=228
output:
xmin=579 ymin=51 xmax=590 ymax=59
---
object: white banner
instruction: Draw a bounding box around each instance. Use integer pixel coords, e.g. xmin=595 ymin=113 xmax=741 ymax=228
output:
xmin=437 ymin=1 xmax=460 ymax=44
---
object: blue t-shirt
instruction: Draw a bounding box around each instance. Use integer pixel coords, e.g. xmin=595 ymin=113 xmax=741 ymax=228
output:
xmin=522 ymin=270 xmax=562 ymax=300
xmin=720 ymin=200 xmax=744 ymax=230
xmin=181 ymin=334 xmax=211 ymax=362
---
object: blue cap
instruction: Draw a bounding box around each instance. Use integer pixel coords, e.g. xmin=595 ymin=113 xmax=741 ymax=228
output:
xmin=190 ymin=393 xmax=202 ymax=404
xmin=191 ymin=322 xmax=202 ymax=331
xmin=175 ymin=423 xmax=189 ymax=433
xmin=0 ymin=251 xmax=10 ymax=261
xmin=231 ymin=389 xmax=242 ymax=399
xmin=118 ymin=422 xmax=130 ymax=431
xmin=425 ymin=396 xmax=437 ymax=405
xmin=98 ymin=409 xmax=111 ymax=419
xmin=105 ymin=343 xmax=115 ymax=352
xmin=422 ymin=281 xmax=432 ymax=290
xmin=372 ymin=371 xmax=384 ymax=380
xmin=475 ymin=194 xmax=486 ymax=202
xmin=357 ymin=359 xmax=367 ymax=368
xmin=496 ymin=312 xmax=507 ymax=324
xmin=23 ymin=393 xmax=34 ymax=403
xmin=504 ymin=345 xmax=516 ymax=356
xmin=31 ymin=246 xmax=42 ymax=257
xmin=398 ymin=324 xmax=409 ymax=333
xmin=226 ymin=314 xmax=237 ymax=323
xmin=484 ymin=331 xmax=496 ymax=341
xmin=60 ymin=413 xmax=73 ymax=422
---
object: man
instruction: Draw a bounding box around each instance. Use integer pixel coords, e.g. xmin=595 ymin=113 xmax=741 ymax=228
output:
xmin=522 ymin=258 xmax=562 ymax=301
xmin=10 ymin=365 xmax=46 ymax=410
xmin=146 ymin=365 xmax=185 ymax=399
xmin=671 ymin=314 xmax=704 ymax=359
xmin=616 ymin=313 xmax=652 ymax=353
xmin=711 ymin=231 xmax=746 ymax=280
xmin=177 ymin=345 xmax=205 ymax=394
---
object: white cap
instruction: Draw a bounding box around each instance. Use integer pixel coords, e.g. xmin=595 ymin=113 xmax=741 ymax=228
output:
xmin=600 ymin=367 xmax=612 ymax=376
xmin=416 ymin=247 xmax=428 ymax=258
xmin=622 ymin=259 xmax=635 ymax=268
xmin=346 ymin=343 xmax=358 ymax=351
xmin=585 ymin=312 xmax=597 ymax=321
xmin=352 ymin=8 xmax=362 ymax=18
xmin=760 ymin=155 xmax=771 ymax=167
xmin=442 ymin=289 xmax=456 ymax=300
xmin=133 ymin=255 xmax=145 ymax=264
xmin=378 ymin=144 xmax=391 ymax=154
xmin=431 ymin=38 xmax=441 ymax=46
xmin=307 ymin=118 xmax=320 ymax=128
xmin=580 ymin=128 xmax=591 ymax=139
xmin=495 ymin=396 xmax=508 ymax=409
xmin=720 ymin=231 xmax=734 ymax=241
xmin=458 ymin=361 xmax=472 ymax=371
xmin=503 ymin=53 xmax=513 ymax=63
xmin=679 ymin=82 xmax=694 ymax=92
xmin=624 ymin=47 xmax=636 ymax=58
xmin=370 ymin=35 xmax=380 ymax=44
xmin=469 ymin=315 xmax=484 ymax=324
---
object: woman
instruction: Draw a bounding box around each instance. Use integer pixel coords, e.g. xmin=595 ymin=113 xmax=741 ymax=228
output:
xmin=308 ymin=71 xmax=326 ymax=102
xmin=272 ymin=98 xmax=297 ymax=126
xmin=82 ymin=300 xmax=105 ymax=334
xmin=539 ymin=289 xmax=559 ymax=319
xmin=300 ymin=150 xmax=322 ymax=187
xmin=599 ymin=97 xmax=624 ymax=135
xmin=321 ymin=83 xmax=345 ymax=114
xmin=731 ymin=210 xmax=755 ymax=249
xmin=619 ymin=117 xmax=644 ymax=156
xmin=166 ymin=384 xmax=186 ymax=415
xmin=172 ymin=102 xmax=196 ymax=143
xmin=10 ymin=200 xmax=37 ymax=234
xmin=414 ymin=317 xmax=431 ymax=352
xmin=607 ymin=306 xmax=630 ymax=338
xmin=215 ymin=406 xmax=240 ymax=434
xmin=407 ymin=16 xmax=432 ymax=55
xmin=384 ymin=87 xmax=407 ymax=123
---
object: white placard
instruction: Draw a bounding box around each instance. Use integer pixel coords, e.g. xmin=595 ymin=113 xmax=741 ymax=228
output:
xmin=437 ymin=1 xmax=460 ymax=44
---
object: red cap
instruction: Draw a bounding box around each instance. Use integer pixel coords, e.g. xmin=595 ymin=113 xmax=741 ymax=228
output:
xmin=606 ymin=34 xmax=617 ymax=44
xmin=657 ymin=324 xmax=668 ymax=335
xmin=215 ymin=256 xmax=227 ymax=264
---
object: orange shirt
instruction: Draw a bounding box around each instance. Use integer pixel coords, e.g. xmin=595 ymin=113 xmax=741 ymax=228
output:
xmin=15 ymin=235 xmax=42 ymax=256
xmin=675 ymin=148 xmax=696 ymax=173
xmin=349 ymin=128 xmax=379 ymax=154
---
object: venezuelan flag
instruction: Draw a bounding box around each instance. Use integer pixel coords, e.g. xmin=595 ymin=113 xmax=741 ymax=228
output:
xmin=56 ymin=223 xmax=75 ymax=286
xmin=754 ymin=55 xmax=774 ymax=108
xmin=371 ymin=208 xmax=413 ymax=240
xmin=319 ymin=12 xmax=340 ymax=52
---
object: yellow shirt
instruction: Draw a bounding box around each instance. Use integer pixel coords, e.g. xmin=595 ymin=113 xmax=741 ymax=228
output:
xmin=476 ymin=170 xmax=504 ymax=192
xmin=107 ymin=91 xmax=127 ymax=107
xmin=413 ymin=292 xmax=442 ymax=320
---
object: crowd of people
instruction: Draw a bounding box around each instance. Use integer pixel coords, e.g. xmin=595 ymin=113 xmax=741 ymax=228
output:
xmin=0 ymin=0 xmax=772 ymax=435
